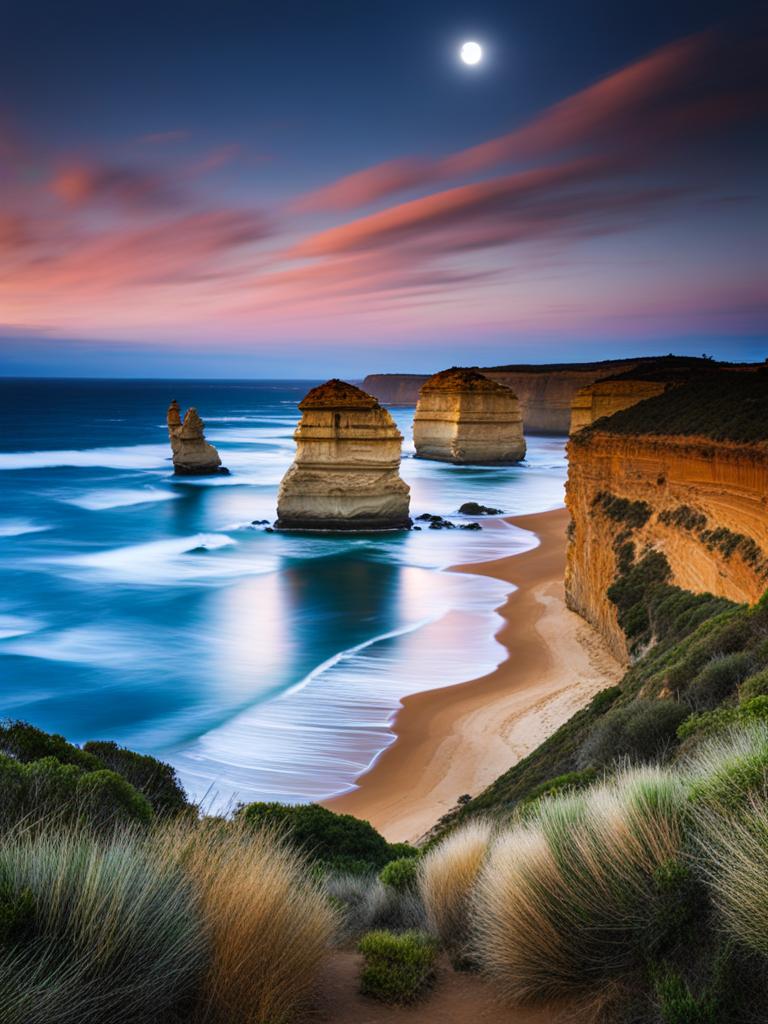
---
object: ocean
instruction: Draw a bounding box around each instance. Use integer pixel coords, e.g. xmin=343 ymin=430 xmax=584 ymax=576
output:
xmin=0 ymin=378 xmax=568 ymax=809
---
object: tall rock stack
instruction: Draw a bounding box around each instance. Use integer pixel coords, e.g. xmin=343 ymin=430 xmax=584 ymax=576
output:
xmin=413 ymin=368 xmax=526 ymax=464
xmin=276 ymin=379 xmax=411 ymax=531
xmin=166 ymin=400 xmax=226 ymax=475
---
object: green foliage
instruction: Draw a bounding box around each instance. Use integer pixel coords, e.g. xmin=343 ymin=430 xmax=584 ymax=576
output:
xmin=689 ymin=742 xmax=768 ymax=808
xmin=387 ymin=842 xmax=418 ymax=859
xmin=653 ymin=967 xmax=717 ymax=1024
xmin=579 ymin=699 xmax=688 ymax=769
xmin=576 ymin=369 xmax=768 ymax=444
xmin=238 ymin=801 xmax=393 ymax=872
xmin=740 ymin=667 xmax=768 ymax=702
xmin=684 ymin=652 xmax=753 ymax=711
xmin=358 ymin=929 xmax=438 ymax=1005
xmin=0 ymin=721 xmax=100 ymax=771
xmin=0 ymin=753 xmax=152 ymax=833
xmin=379 ymin=857 xmax=418 ymax=893
xmin=592 ymin=490 xmax=652 ymax=528
xmin=678 ymin=697 xmax=768 ymax=741
xmin=518 ymin=768 xmax=598 ymax=807
xmin=82 ymin=741 xmax=189 ymax=816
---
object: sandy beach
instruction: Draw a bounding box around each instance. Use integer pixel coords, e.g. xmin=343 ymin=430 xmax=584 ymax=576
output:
xmin=323 ymin=507 xmax=623 ymax=842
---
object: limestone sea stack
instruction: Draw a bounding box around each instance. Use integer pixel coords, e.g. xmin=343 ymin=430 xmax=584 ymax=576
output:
xmin=413 ymin=368 xmax=526 ymax=464
xmin=276 ymin=379 xmax=411 ymax=531
xmin=166 ymin=400 xmax=226 ymax=475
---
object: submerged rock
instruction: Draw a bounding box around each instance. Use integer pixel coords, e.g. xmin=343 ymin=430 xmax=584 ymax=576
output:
xmin=276 ymin=379 xmax=411 ymax=531
xmin=167 ymin=401 xmax=227 ymax=476
xmin=458 ymin=502 xmax=503 ymax=516
xmin=413 ymin=368 xmax=526 ymax=464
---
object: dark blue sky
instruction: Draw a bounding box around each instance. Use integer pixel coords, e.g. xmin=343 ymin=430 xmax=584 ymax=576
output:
xmin=0 ymin=0 xmax=765 ymax=376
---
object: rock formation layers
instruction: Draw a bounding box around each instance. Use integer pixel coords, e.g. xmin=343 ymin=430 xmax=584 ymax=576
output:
xmin=565 ymin=374 xmax=768 ymax=661
xmin=276 ymin=379 xmax=411 ymax=531
xmin=569 ymin=379 xmax=670 ymax=433
xmin=413 ymin=368 xmax=525 ymax=464
xmin=167 ymin=400 xmax=226 ymax=475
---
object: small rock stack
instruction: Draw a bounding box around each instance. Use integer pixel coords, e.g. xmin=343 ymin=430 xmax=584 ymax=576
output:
xmin=167 ymin=400 xmax=226 ymax=475
xmin=276 ymin=379 xmax=411 ymax=531
xmin=413 ymin=368 xmax=526 ymax=464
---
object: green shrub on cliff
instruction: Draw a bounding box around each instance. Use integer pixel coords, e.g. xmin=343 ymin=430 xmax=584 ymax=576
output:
xmin=238 ymin=800 xmax=394 ymax=872
xmin=578 ymin=699 xmax=688 ymax=769
xmin=358 ymin=929 xmax=439 ymax=1004
xmin=82 ymin=740 xmax=188 ymax=816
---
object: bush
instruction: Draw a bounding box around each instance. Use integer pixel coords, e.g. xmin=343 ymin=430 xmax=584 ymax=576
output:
xmin=164 ymin=819 xmax=335 ymax=1024
xmin=653 ymin=967 xmax=718 ymax=1024
xmin=379 ymin=857 xmax=418 ymax=893
xmin=678 ymin=697 xmax=768 ymax=742
xmin=326 ymin=874 xmax=425 ymax=942
xmin=685 ymin=653 xmax=753 ymax=711
xmin=83 ymin=741 xmax=189 ymax=816
xmin=238 ymin=802 xmax=392 ymax=873
xmin=0 ymin=827 xmax=205 ymax=1024
xmin=740 ymin=668 xmax=768 ymax=703
xmin=0 ymin=754 xmax=153 ymax=834
xmin=358 ymin=930 xmax=438 ymax=1005
xmin=419 ymin=820 xmax=492 ymax=961
xmin=472 ymin=767 xmax=687 ymax=1004
xmin=0 ymin=720 xmax=100 ymax=771
xmin=578 ymin=699 xmax=688 ymax=768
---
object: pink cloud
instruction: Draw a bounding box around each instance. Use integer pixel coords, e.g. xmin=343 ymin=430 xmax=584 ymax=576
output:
xmin=50 ymin=162 xmax=181 ymax=212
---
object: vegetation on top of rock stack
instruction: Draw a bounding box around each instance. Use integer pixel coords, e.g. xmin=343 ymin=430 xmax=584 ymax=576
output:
xmin=575 ymin=368 xmax=768 ymax=443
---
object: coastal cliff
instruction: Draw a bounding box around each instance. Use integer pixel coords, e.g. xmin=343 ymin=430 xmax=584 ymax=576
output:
xmin=569 ymin=379 xmax=669 ymax=432
xmin=276 ymin=379 xmax=410 ymax=531
xmin=413 ymin=368 xmax=525 ymax=464
xmin=364 ymin=356 xmax=728 ymax=434
xmin=565 ymin=372 xmax=768 ymax=661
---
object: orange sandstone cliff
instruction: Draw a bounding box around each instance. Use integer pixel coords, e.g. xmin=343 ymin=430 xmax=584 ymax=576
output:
xmin=565 ymin=372 xmax=768 ymax=662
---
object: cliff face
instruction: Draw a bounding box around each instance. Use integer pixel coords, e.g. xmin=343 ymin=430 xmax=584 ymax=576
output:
xmin=569 ymin=380 xmax=669 ymax=433
xmin=167 ymin=401 xmax=225 ymax=475
xmin=566 ymin=430 xmax=768 ymax=661
xmin=364 ymin=360 xmax=651 ymax=433
xmin=413 ymin=368 xmax=525 ymax=464
xmin=276 ymin=379 xmax=410 ymax=531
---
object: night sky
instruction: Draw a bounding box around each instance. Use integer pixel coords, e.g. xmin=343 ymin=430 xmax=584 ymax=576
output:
xmin=0 ymin=0 xmax=765 ymax=376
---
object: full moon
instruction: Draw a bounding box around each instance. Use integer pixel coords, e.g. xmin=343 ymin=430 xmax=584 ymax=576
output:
xmin=460 ymin=40 xmax=482 ymax=65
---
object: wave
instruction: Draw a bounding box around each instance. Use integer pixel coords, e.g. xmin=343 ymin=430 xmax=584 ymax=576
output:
xmin=63 ymin=488 xmax=180 ymax=511
xmin=0 ymin=444 xmax=169 ymax=471
xmin=0 ymin=613 xmax=43 ymax=640
xmin=0 ymin=519 xmax=51 ymax=538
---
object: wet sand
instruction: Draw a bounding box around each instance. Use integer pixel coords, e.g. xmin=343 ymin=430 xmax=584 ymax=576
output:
xmin=323 ymin=508 xmax=623 ymax=842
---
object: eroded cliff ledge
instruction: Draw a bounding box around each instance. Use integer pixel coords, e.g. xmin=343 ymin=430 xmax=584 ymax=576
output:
xmin=276 ymin=379 xmax=410 ymax=531
xmin=413 ymin=368 xmax=525 ymax=464
xmin=565 ymin=372 xmax=768 ymax=662
xmin=167 ymin=401 xmax=225 ymax=475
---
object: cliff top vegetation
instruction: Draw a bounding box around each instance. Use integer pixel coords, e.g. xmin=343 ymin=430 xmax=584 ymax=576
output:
xmin=576 ymin=368 xmax=768 ymax=444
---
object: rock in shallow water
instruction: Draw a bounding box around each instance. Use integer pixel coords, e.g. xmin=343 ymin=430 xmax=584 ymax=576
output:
xmin=167 ymin=400 xmax=227 ymax=476
xmin=276 ymin=379 xmax=411 ymax=531
xmin=413 ymin=368 xmax=526 ymax=464
xmin=458 ymin=502 xmax=503 ymax=516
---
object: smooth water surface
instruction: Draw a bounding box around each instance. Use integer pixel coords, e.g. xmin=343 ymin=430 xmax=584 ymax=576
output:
xmin=0 ymin=379 xmax=567 ymax=806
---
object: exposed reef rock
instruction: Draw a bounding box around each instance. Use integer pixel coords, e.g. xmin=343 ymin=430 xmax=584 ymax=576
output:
xmin=276 ymin=379 xmax=411 ymax=531
xmin=413 ymin=368 xmax=525 ymax=464
xmin=458 ymin=502 xmax=503 ymax=516
xmin=565 ymin=372 xmax=768 ymax=661
xmin=167 ymin=400 xmax=226 ymax=476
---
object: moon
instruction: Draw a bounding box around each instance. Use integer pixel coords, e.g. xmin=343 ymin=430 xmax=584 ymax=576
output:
xmin=460 ymin=41 xmax=482 ymax=65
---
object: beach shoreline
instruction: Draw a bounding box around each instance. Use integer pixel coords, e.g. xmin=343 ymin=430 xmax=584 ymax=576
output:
xmin=322 ymin=507 xmax=624 ymax=842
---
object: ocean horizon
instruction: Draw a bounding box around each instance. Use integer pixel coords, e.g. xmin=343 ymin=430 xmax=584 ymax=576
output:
xmin=0 ymin=377 xmax=567 ymax=810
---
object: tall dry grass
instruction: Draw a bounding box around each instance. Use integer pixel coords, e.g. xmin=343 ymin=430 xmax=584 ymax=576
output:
xmin=0 ymin=825 xmax=204 ymax=1024
xmin=418 ymin=819 xmax=493 ymax=955
xmin=472 ymin=766 xmax=688 ymax=1004
xmin=161 ymin=819 xmax=337 ymax=1024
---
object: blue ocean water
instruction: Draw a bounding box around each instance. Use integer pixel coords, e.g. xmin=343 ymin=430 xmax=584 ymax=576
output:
xmin=0 ymin=379 xmax=567 ymax=808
